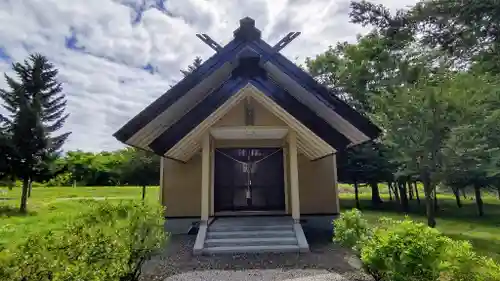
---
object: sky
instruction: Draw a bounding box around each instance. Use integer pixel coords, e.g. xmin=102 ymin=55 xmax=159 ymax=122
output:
xmin=0 ymin=0 xmax=418 ymax=152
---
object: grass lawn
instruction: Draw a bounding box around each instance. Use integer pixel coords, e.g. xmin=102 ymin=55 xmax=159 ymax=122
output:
xmin=0 ymin=186 xmax=159 ymax=248
xmin=339 ymin=185 xmax=500 ymax=261
xmin=1 ymin=185 xmax=500 ymax=262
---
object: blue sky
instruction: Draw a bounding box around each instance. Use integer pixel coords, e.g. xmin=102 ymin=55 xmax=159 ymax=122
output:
xmin=0 ymin=0 xmax=416 ymax=152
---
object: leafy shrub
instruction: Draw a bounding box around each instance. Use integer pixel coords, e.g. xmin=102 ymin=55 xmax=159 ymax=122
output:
xmin=0 ymin=200 xmax=167 ymax=281
xmin=360 ymin=218 xmax=500 ymax=281
xmin=360 ymin=218 xmax=449 ymax=281
xmin=333 ymin=208 xmax=372 ymax=253
xmin=45 ymin=172 xmax=72 ymax=187
xmin=30 ymin=181 xmax=47 ymax=188
xmin=439 ymin=239 xmax=500 ymax=281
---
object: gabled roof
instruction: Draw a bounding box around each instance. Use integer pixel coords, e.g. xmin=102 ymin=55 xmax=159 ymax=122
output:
xmin=113 ymin=17 xmax=381 ymax=161
xmin=164 ymin=84 xmax=336 ymax=162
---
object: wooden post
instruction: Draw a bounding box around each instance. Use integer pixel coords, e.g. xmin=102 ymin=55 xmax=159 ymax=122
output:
xmin=210 ymin=143 xmax=215 ymax=216
xmin=332 ymin=153 xmax=340 ymax=214
xmin=288 ymin=131 xmax=300 ymax=222
xmin=283 ymin=147 xmax=290 ymax=214
xmin=159 ymin=156 xmax=165 ymax=204
xmin=201 ymin=134 xmax=210 ymax=222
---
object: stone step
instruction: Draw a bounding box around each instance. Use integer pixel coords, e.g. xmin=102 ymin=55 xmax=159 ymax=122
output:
xmin=202 ymin=244 xmax=300 ymax=255
xmin=205 ymin=237 xmax=298 ymax=247
xmin=211 ymin=219 xmax=292 ymax=226
xmin=209 ymin=224 xmax=293 ymax=232
xmin=207 ymin=230 xmax=295 ymax=239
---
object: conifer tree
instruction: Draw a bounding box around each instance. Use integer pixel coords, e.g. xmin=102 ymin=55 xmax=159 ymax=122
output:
xmin=0 ymin=54 xmax=71 ymax=212
xmin=180 ymin=56 xmax=203 ymax=77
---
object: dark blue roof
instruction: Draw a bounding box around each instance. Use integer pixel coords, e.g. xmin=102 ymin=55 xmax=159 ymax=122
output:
xmin=113 ymin=17 xmax=380 ymax=158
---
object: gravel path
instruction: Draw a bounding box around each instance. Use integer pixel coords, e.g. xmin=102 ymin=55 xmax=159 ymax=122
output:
xmin=140 ymin=230 xmax=372 ymax=281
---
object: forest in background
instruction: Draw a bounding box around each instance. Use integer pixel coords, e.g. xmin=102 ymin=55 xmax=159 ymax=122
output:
xmin=2 ymin=0 xmax=500 ymax=227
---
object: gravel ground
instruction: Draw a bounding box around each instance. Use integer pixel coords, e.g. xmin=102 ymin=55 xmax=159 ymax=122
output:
xmin=140 ymin=230 xmax=373 ymax=281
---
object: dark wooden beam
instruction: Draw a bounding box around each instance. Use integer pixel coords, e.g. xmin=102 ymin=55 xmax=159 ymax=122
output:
xmin=149 ymin=78 xmax=247 ymax=155
xmin=250 ymin=77 xmax=351 ymax=151
xmin=273 ymin=32 xmax=301 ymax=52
xmin=196 ymin=34 xmax=222 ymax=52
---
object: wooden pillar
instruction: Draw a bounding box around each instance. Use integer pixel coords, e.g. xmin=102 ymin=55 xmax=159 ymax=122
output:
xmin=210 ymin=142 xmax=215 ymax=216
xmin=283 ymin=146 xmax=289 ymax=214
xmin=159 ymin=156 xmax=165 ymax=205
xmin=201 ymin=134 xmax=210 ymax=222
xmin=288 ymin=131 xmax=300 ymax=221
xmin=332 ymin=153 xmax=340 ymax=213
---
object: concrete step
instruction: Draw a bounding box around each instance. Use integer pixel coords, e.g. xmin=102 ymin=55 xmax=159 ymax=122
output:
xmin=202 ymin=244 xmax=300 ymax=254
xmin=212 ymin=217 xmax=292 ymax=223
xmin=207 ymin=230 xmax=295 ymax=239
xmin=212 ymin=220 xmax=292 ymax=227
xmin=209 ymin=224 xmax=293 ymax=232
xmin=205 ymin=237 xmax=297 ymax=247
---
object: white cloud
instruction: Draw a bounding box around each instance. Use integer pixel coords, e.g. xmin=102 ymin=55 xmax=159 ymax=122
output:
xmin=0 ymin=0 xmax=417 ymax=152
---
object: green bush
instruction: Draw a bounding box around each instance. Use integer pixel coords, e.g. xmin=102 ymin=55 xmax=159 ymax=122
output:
xmin=45 ymin=172 xmax=73 ymax=187
xmin=360 ymin=218 xmax=500 ymax=281
xmin=333 ymin=208 xmax=372 ymax=253
xmin=360 ymin=218 xmax=449 ymax=281
xmin=30 ymin=181 xmax=47 ymax=188
xmin=0 ymin=200 xmax=167 ymax=281
xmin=439 ymin=239 xmax=500 ymax=281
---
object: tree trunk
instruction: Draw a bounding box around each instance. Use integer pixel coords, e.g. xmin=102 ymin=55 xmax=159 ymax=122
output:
xmin=20 ymin=178 xmax=29 ymax=213
xmin=354 ymin=181 xmax=360 ymax=209
xmin=27 ymin=179 xmax=32 ymax=198
xmin=7 ymin=180 xmax=14 ymax=191
xmin=388 ymin=182 xmax=393 ymax=201
xmin=399 ymin=182 xmax=409 ymax=213
xmin=497 ymin=186 xmax=500 ymax=200
xmin=414 ymin=181 xmax=420 ymax=205
xmin=453 ymin=187 xmax=462 ymax=208
xmin=370 ymin=181 xmax=383 ymax=206
xmin=474 ymin=184 xmax=484 ymax=217
xmin=422 ymin=174 xmax=436 ymax=228
xmin=142 ymin=185 xmax=146 ymax=201
xmin=463 ymin=189 xmax=467 ymax=200
xmin=393 ymin=182 xmax=401 ymax=205
xmin=408 ymin=182 xmax=413 ymax=200
xmin=434 ymin=187 xmax=439 ymax=212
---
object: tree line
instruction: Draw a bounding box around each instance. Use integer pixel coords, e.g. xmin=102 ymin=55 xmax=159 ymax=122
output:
xmin=0 ymin=54 xmax=160 ymax=212
xmin=2 ymin=1 xmax=500 ymax=227
xmin=43 ymin=149 xmax=160 ymax=188
xmin=307 ymin=0 xmax=500 ymax=227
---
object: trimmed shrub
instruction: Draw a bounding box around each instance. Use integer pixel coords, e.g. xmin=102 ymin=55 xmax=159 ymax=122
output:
xmin=45 ymin=172 xmax=73 ymax=187
xmin=360 ymin=218 xmax=500 ymax=281
xmin=360 ymin=218 xmax=449 ymax=281
xmin=333 ymin=208 xmax=372 ymax=253
xmin=0 ymin=200 xmax=167 ymax=281
xmin=439 ymin=239 xmax=500 ymax=281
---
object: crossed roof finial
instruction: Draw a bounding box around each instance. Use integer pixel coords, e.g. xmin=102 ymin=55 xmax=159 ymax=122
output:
xmin=196 ymin=17 xmax=300 ymax=53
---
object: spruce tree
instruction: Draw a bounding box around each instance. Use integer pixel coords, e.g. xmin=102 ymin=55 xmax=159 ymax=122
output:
xmin=0 ymin=131 xmax=13 ymax=181
xmin=0 ymin=54 xmax=71 ymax=212
xmin=180 ymin=56 xmax=203 ymax=77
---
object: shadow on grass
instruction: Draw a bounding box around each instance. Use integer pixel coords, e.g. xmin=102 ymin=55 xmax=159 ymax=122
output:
xmin=0 ymin=205 xmax=37 ymax=217
xmin=340 ymin=198 xmax=500 ymax=227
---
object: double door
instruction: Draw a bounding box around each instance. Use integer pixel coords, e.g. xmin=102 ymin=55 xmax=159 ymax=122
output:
xmin=214 ymin=148 xmax=285 ymax=212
